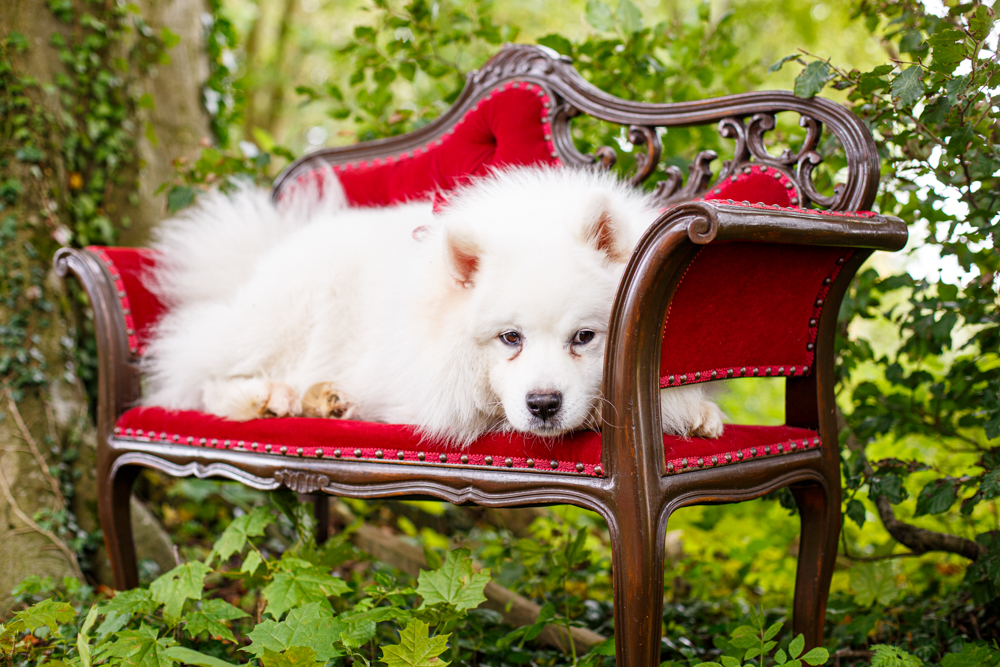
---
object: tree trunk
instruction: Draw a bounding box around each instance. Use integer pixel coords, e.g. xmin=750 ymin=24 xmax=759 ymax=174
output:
xmin=0 ymin=0 xmax=209 ymax=615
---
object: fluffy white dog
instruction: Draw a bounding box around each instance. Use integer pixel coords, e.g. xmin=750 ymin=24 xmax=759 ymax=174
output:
xmin=143 ymin=167 xmax=724 ymax=445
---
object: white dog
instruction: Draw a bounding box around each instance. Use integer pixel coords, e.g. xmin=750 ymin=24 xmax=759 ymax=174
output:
xmin=143 ymin=167 xmax=724 ymax=445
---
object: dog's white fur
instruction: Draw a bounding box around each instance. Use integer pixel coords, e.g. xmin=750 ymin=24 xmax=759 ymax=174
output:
xmin=143 ymin=167 xmax=724 ymax=445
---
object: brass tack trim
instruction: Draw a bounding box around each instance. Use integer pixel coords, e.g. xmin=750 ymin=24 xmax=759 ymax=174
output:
xmin=280 ymin=446 xmax=288 ymax=454
xmin=439 ymin=453 xmax=448 ymax=463
xmin=575 ymin=463 xmax=584 ymax=472
xmin=397 ymin=451 xmax=405 ymax=460
xmin=550 ymin=460 xmax=559 ymax=469
xmin=505 ymin=458 xmax=513 ymax=468
xmin=460 ymin=454 xmax=469 ymax=464
xmin=296 ymin=447 xmax=303 ymax=456
xmin=316 ymin=449 xmax=324 ymax=457
xmin=375 ymin=450 xmax=383 ymax=459
xmin=418 ymin=452 xmax=425 ymax=461
xmin=354 ymin=449 xmax=362 ymax=458
xmin=526 ymin=458 xmax=534 ymax=468
xmin=334 ymin=449 xmax=342 ymax=457
xmin=594 ymin=465 xmax=603 ymax=476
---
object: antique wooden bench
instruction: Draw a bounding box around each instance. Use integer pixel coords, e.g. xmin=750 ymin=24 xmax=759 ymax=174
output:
xmin=56 ymin=44 xmax=907 ymax=667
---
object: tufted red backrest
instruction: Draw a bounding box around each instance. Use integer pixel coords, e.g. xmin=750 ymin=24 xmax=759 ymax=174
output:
xmin=702 ymin=164 xmax=800 ymax=207
xmin=279 ymin=82 xmax=561 ymax=208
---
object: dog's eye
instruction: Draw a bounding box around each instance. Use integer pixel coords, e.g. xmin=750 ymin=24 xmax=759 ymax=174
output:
xmin=573 ymin=330 xmax=596 ymax=345
xmin=499 ymin=331 xmax=522 ymax=346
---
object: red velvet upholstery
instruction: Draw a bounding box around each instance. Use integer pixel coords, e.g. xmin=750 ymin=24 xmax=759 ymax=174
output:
xmin=703 ymin=165 xmax=800 ymax=207
xmin=659 ymin=240 xmax=852 ymax=388
xmin=279 ymin=82 xmax=560 ymax=208
xmin=114 ymin=407 xmax=819 ymax=478
xmin=87 ymin=247 xmax=165 ymax=355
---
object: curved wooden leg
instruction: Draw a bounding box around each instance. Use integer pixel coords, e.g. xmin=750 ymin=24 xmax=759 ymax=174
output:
xmin=98 ymin=462 xmax=141 ymax=589
xmin=313 ymin=494 xmax=330 ymax=545
xmin=791 ymin=481 xmax=840 ymax=648
xmin=607 ymin=509 xmax=666 ymax=667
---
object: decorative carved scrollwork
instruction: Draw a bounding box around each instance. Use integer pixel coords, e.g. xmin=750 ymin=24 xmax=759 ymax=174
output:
xmin=627 ymin=125 xmax=661 ymax=185
xmin=274 ymin=470 xmax=330 ymax=494
xmin=651 ymin=151 xmax=718 ymax=207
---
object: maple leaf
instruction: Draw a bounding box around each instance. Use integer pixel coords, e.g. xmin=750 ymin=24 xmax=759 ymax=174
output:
xmin=380 ymin=620 xmax=450 ymax=667
xmin=9 ymin=599 xmax=75 ymax=635
xmin=258 ymin=647 xmax=325 ymax=667
xmin=209 ymin=506 xmax=272 ymax=564
xmin=150 ymin=562 xmax=212 ymax=619
xmin=104 ymin=623 xmax=178 ymax=667
xmin=185 ymin=598 xmax=249 ymax=643
xmin=103 ymin=589 xmax=159 ymax=618
xmin=416 ymin=549 xmax=490 ymax=612
xmin=243 ymin=602 xmax=345 ymax=661
xmin=263 ymin=559 xmax=350 ymax=619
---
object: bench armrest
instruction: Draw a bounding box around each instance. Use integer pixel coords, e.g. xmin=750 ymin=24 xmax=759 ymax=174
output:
xmin=599 ymin=201 xmax=907 ymax=485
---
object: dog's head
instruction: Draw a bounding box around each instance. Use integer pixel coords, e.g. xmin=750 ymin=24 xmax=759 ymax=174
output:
xmin=436 ymin=168 xmax=653 ymax=437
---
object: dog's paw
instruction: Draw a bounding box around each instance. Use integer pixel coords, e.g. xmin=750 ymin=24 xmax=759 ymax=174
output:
xmin=690 ymin=400 xmax=724 ymax=439
xmin=301 ymin=382 xmax=355 ymax=419
xmin=261 ymin=381 xmax=302 ymax=418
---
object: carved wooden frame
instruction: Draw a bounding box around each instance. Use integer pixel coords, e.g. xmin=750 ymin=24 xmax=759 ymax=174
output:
xmin=56 ymin=44 xmax=907 ymax=667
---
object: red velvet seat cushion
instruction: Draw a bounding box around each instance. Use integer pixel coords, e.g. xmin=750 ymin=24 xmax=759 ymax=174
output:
xmin=114 ymin=407 xmax=820 ymax=477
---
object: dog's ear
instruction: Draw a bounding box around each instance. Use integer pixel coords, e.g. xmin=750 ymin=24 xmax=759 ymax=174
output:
xmin=444 ymin=224 xmax=481 ymax=288
xmin=580 ymin=189 xmax=629 ymax=262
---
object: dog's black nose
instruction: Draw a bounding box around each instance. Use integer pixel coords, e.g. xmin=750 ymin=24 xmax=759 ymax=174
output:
xmin=526 ymin=391 xmax=562 ymax=420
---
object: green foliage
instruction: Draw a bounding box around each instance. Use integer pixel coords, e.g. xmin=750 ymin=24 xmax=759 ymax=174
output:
xmin=1 ymin=498 xmax=490 ymax=667
xmin=380 ymin=620 xmax=450 ymax=667
xmin=693 ymin=606 xmax=829 ymax=667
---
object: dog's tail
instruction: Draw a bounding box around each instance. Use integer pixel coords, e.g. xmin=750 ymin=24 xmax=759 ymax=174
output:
xmin=148 ymin=169 xmax=347 ymax=307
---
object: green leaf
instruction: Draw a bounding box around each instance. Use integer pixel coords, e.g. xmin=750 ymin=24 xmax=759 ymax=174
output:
xmin=185 ymin=599 xmax=249 ymax=642
xmin=616 ymin=0 xmax=642 ymax=35
xmin=788 ymin=634 xmax=805 ymax=659
xmin=940 ymin=642 xmax=1000 ymax=667
xmin=78 ymin=606 xmax=100 ymax=667
xmin=768 ymin=54 xmax=799 ymax=73
xmin=416 ymin=548 xmax=491 ymax=612
xmin=794 ymin=60 xmax=833 ymax=98
xmin=914 ymin=478 xmax=958 ymax=516
xmin=241 ymin=549 xmax=264 ymax=576
xmin=163 ymin=646 xmax=242 ymax=667
xmin=928 ymin=29 xmax=967 ymax=68
xmin=210 ymin=506 xmax=272 ymax=563
xmin=870 ymin=645 xmax=922 ymax=667
xmin=763 ymin=621 xmax=783 ymax=641
xmin=850 ymin=562 xmax=899 ymax=607
xmin=890 ymin=67 xmax=924 ymax=108
xmin=981 ymin=470 xmax=1000 ymax=500
xmin=105 ymin=624 xmax=178 ymax=667
xmin=585 ymin=0 xmax=615 ymax=32
xmin=846 ymin=499 xmax=866 ymax=528
xmin=263 ymin=560 xmax=351 ymax=619
xmin=11 ymin=598 xmax=75 ymax=634
xmin=160 ymin=27 xmax=181 ymax=49
xmin=721 ymin=657 xmax=742 ymax=667
xmin=150 ymin=561 xmax=212 ymax=619
xmin=380 ymin=619 xmax=450 ymax=667
xmin=537 ymin=34 xmax=573 ymax=57
xmin=243 ymin=603 xmax=344 ymax=661
xmin=259 ymin=647 xmax=325 ymax=667
xmin=801 ymin=646 xmax=829 ymax=665
xmin=775 ymin=648 xmax=788 ymax=664
xmin=167 ymin=185 xmax=196 ymax=213
xmin=5 ymin=31 xmax=28 ymax=52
